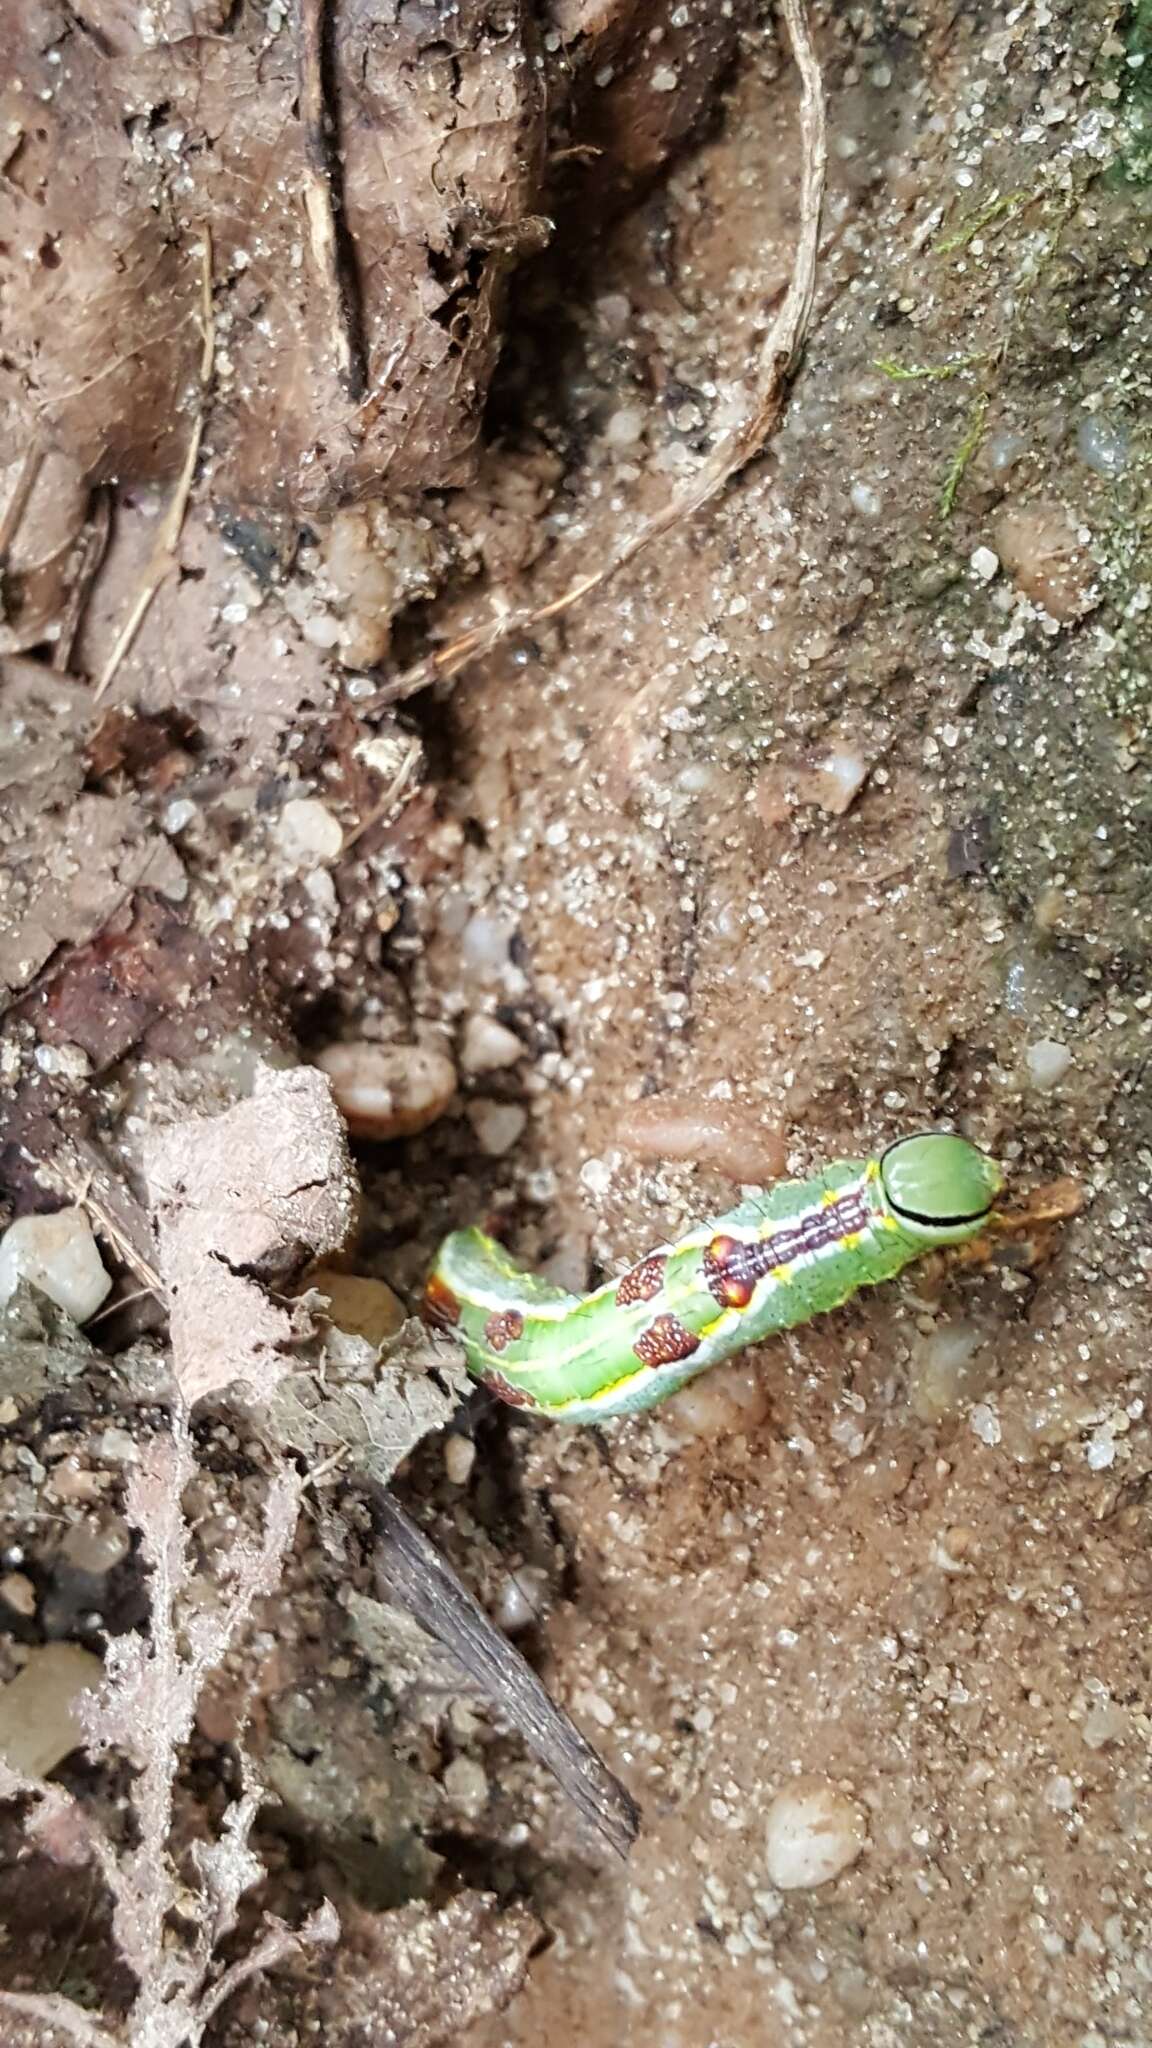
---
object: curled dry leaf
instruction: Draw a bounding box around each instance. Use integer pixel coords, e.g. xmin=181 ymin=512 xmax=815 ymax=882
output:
xmin=266 ymin=1317 xmax=470 ymax=1490
xmin=144 ymin=1064 xmax=357 ymax=1406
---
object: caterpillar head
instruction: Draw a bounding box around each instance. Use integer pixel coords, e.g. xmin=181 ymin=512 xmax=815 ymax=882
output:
xmin=878 ymin=1133 xmax=1002 ymax=1244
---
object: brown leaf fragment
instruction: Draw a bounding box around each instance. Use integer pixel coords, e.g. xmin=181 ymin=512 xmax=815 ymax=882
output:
xmin=0 ymin=22 xmax=201 ymax=487
xmin=266 ymin=1317 xmax=470 ymax=1489
xmin=0 ymin=1284 xmax=101 ymax=1414
xmin=0 ymin=659 xmax=89 ymax=837
xmin=73 ymin=506 xmax=335 ymax=758
xmin=0 ymin=791 xmax=186 ymax=1005
xmin=144 ymin=1064 xmax=357 ymax=1405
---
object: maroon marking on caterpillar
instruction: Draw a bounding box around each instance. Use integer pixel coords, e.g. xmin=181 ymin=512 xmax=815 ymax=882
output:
xmin=632 ymin=1312 xmax=701 ymax=1369
xmin=484 ymin=1308 xmax=525 ymax=1353
xmin=423 ymin=1272 xmax=462 ymax=1327
xmin=703 ymin=1193 xmax=870 ymax=1308
xmin=703 ymin=1233 xmax=755 ymax=1309
xmin=482 ymin=1368 xmax=538 ymax=1410
xmin=615 ymin=1253 xmax=667 ymax=1307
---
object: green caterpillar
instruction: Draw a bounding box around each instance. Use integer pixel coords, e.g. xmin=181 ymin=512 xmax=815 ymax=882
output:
xmin=423 ymin=1132 xmax=1003 ymax=1422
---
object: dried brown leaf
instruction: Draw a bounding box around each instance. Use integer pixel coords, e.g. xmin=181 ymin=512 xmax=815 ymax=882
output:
xmin=143 ymin=1065 xmax=356 ymax=1405
xmin=0 ymin=792 xmax=186 ymax=1004
xmin=0 ymin=15 xmax=201 ymax=487
xmin=0 ymin=659 xmax=90 ymax=841
xmin=266 ymin=1318 xmax=469 ymax=1489
xmin=72 ymin=506 xmax=335 ymax=757
xmin=358 ymin=1486 xmax=641 ymax=1861
xmin=0 ymin=1284 xmax=97 ymax=1411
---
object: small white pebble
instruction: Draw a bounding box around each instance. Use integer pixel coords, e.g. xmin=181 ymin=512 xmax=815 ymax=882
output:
xmin=764 ymin=1778 xmax=867 ymax=1890
xmin=1086 ymin=1426 xmax=1116 ymax=1472
xmin=302 ymin=611 xmax=341 ymax=649
xmin=460 ymin=912 xmax=517 ymax=978
xmin=466 ymin=1101 xmax=527 ymax=1157
xmin=493 ymin=1567 xmax=547 ymax=1634
xmin=579 ymin=1156 xmax=614 ymax=1197
xmin=812 ymin=750 xmax=869 ymax=816
xmin=315 ymin=1041 xmax=457 ymax=1140
xmin=459 ymin=1015 xmax=526 ymax=1075
xmin=444 ymin=1436 xmax=476 ymax=1486
xmin=987 ymin=428 xmax=1028 ymax=474
xmin=33 ymin=1042 xmax=90 ymax=1082
xmin=442 ymin=1754 xmax=488 ymax=1818
xmin=1044 ymin=1774 xmax=1076 ymax=1812
xmin=1026 ymin=1038 xmax=1072 ymax=1090
xmin=275 ymin=797 xmax=343 ymax=866
xmin=604 ymin=406 xmax=646 ymax=449
xmin=970 ymin=546 xmax=999 ymax=581
xmin=1081 ymin=1700 xmax=1126 ymax=1750
xmin=665 ymin=1362 xmax=771 ymax=1441
xmin=969 ymin=1402 xmax=1002 ymax=1447
xmin=1077 ymin=414 xmax=1129 ymax=479
xmin=910 ymin=1321 xmax=988 ymax=1422
xmin=580 ymin=1689 xmax=616 ymax=1728
xmin=849 ymin=481 xmax=881 ymax=519
xmin=0 ymin=1210 xmax=112 ymax=1324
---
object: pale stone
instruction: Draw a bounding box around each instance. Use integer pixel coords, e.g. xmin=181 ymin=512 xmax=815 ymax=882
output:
xmin=316 ymin=1041 xmax=457 ymax=1140
xmin=765 ymin=1777 xmax=868 ymax=1890
xmin=0 ymin=1209 xmax=111 ymax=1323
xmin=0 ymin=1643 xmax=104 ymax=1777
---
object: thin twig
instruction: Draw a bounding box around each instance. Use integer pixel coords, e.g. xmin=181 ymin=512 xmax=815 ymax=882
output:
xmin=0 ymin=444 xmax=44 ymax=564
xmin=366 ymin=0 xmax=826 ymax=709
xmin=53 ymin=488 xmax=112 ymax=672
xmin=0 ymin=1991 xmax=117 ymax=2048
xmin=93 ymin=232 xmax=216 ymax=703
xmin=44 ymin=1136 xmax=162 ymax=1297
xmin=297 ymin=0 xmax=365 ymax=398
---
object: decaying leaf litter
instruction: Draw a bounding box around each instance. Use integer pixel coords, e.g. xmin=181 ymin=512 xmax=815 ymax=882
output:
xmin=2 ymin=1 xmax=1152 ymax=2045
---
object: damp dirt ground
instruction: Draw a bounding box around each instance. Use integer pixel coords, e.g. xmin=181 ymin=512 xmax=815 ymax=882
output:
xmin=2 ymin=3 xmax=1152 ymax=2045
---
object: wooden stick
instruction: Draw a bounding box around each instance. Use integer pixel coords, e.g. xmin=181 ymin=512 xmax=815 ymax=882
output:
xmin=93 ymin=232 xmax=216 ymax=703
xmin=354 ymin=1479 xmax=641 ymax=1861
